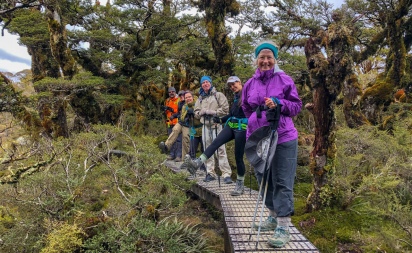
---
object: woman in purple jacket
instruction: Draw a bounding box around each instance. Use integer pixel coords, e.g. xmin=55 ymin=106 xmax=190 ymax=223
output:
xmin=242 ymin=41 xmax=302 ymax=248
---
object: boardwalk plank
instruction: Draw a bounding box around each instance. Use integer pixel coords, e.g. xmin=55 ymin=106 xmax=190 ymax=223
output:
xmin=165 ymin=160 xmax=319 ymax=253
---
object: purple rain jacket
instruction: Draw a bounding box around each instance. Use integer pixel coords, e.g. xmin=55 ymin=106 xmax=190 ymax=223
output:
xmin=242 ymin=65 xmax=302 ymax=144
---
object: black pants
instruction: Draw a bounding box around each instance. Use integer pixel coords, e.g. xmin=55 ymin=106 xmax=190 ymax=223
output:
xmin=203 ymin=125 xmax=246 ymax=177
xmin=189 ymin=136 xmax=204 ymax=159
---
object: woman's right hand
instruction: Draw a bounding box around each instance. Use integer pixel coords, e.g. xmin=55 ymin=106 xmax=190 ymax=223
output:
xmin=264 ymin=97 xmax=277 ymax=109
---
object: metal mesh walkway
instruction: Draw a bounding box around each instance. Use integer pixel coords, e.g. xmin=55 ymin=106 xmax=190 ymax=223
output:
xmin=166 ymin=160 xmax=319 ymax=253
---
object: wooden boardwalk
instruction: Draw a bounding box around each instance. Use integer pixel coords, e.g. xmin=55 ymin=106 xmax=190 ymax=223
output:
xmin=166 ymin=160 xmax=319 ymax=253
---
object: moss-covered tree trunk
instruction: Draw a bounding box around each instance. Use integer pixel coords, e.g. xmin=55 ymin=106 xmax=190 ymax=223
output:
xmin=6 ymin=8 xmax=61 ymax=82
xmin=46 ymin=5 xmax=77 ymax=79
xmin=37 ymin=95 xmax=69 ymax=138
xmin=304 ymin=22 xmax=354 ymax=212
xmin=343 ymin=73 xmax=368 ymax=128
xmin=0 ymin=73 xmax=42 ymax=133
xmin=28 ymin=44 xmax=61 ymax=82
xmin=359 ymin=1 xmax=411 ymax=125
xmin=199 ymin=0 xmax=239 ymax=76
xmin=386 ymin=7 xmax=407 ymax=88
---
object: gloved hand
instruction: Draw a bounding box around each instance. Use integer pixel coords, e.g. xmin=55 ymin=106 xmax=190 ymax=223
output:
xmin=160 ymin=105 xmax=166 ymax=111
xmin=212 ymin=116 xmax=222 ymax=124
xmin=203 ymin=109 xmax=216 ymax=115
xmin=169 ymin=115 xmax=176 ymax=120
xmin=199 ymin=108 xmax=207 ymax=115
xmin=166 ymin=106 xmax=174 ymax=113
xmin=186 ymin=108 xmax=194 ymax=116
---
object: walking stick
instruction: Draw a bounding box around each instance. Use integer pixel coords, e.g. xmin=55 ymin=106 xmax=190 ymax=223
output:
xmin=215 ymin=121 xmax=221 ymax=188
xmin=202 ymin=116 xmax=207 ymax=174
xmin=249 ymin=164 xmax=252 ymax=197
xmin=189 ymin=114 xmax=197 ymax=177
xmin=209 ymin=116 xmax=220 ymax=187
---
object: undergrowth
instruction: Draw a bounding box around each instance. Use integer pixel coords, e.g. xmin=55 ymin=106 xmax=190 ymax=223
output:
xmin=0 ymin=124 xmax=217 ymax=253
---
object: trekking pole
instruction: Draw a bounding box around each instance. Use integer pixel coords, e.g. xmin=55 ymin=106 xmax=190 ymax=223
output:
xmin=214 ymin=119 xmax=221 ymax=188
xmin=189 ymin=114 xmax=196 ymax=177
xmin=208 ymin=116 xmax=220 ymax=187
xmin=249 ymin=164 xmax=252 ymax=197
xmin=202 ymin=116 xmax=207 ymax=174
xmin=248 ymin=164 xmax=270 ymax=239
xmin=249 ymin=104 xmax=282 ymax=249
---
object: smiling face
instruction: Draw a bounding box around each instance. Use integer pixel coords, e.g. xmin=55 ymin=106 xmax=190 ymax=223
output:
xmin=168 ymin=90 xmax=176 ymax=98
xmin=257 ymin=49 xmax=276 ymax=71
xmin=184 ymin=92 xmax=194 ymax=104
xmin=227 ymin=81 xmax=242 ymax=93
xmin=201 ymin=80 xmax=211 ymax=93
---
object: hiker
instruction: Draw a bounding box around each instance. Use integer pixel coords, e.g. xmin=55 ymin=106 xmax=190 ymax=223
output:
xmin=242 ymin=41 xmax=302 ymax=248
xmin=193 ymin=76 xmax=231 ymax=183
xmin=181 ymin=76 xmax=247 ymax=195
xmin=170 ymin=90 xmax=187 ymax=120
xmin=159 ymin=91 xmax=203 ymax=161
xmin=184 ymin=91 xmax=205 ymax=161
xmin=161 ymin=87 xmax=182 ymax=162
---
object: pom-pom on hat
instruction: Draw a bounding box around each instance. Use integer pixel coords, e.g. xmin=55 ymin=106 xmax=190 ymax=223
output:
xmin=200 ymin=76 xmax=212 ymax=85
xmin=255 ymin=41 xmax=279 ymax=59
xmin=168 ymin=87 xmax=176 ymax=92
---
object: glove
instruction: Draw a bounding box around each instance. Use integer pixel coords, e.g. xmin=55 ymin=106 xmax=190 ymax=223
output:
xmin=169 ymin=115 xmax=176 ymax=120
xmin=212 ymin=116 xmax=222 ymax=124
xmin=205 ymin=109 xmax=216 ymax=115
xmin=166 ymin=106 xmax=174 ymax=113
xmin=160 ymin=105 xmax=166 ymax=111
xmin=186 ymin=108 xmax=194 ymax=116
xmin=199 ymin=108 xmax=207 ymax=115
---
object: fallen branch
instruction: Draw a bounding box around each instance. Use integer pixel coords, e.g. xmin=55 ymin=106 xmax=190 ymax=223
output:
xmin=0 ymin=154 xmax=56 ymax=184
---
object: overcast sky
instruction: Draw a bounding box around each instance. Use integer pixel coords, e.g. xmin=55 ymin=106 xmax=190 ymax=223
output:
xmin=0 ymin=0 xmax=344 ymax=74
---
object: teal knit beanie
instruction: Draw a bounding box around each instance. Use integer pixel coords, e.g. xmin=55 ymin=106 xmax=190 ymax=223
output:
xmin=255 ymin=42 xmax=279 ymax=59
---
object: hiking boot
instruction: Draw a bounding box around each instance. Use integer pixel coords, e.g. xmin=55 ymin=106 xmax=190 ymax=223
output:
xmin=230 ymin=180 xmax=244 ymax=196
xmin=203 ymin=174 xmax=216 ymax=182
xmin=267 ymin=226 xmax=290 ymax=248
xmin=158 ymin=141 xmax=169 ymax=154
xmin=253 ymin=216 xmax=277 ymax=231
xmin=223 ymin=177 xmax=233 ymax=184
xmin=180 ymin=154 xmax=202 ymax=176
xmin=174 ymin=157 xmax=182 ymax=162
xmin=166 ymin=155 xmax=175 ymax=160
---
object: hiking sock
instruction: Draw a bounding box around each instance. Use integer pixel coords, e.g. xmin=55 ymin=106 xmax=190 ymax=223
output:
xmin=237 ymin=175 xmax=245 ymax=181
xmin=269 ymin=209 xmax=277 ymax=219
xmin=277 ymin=216 xmax=291 ymax=227
xmin=199 ymin=154 xmax=208 ymax=163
